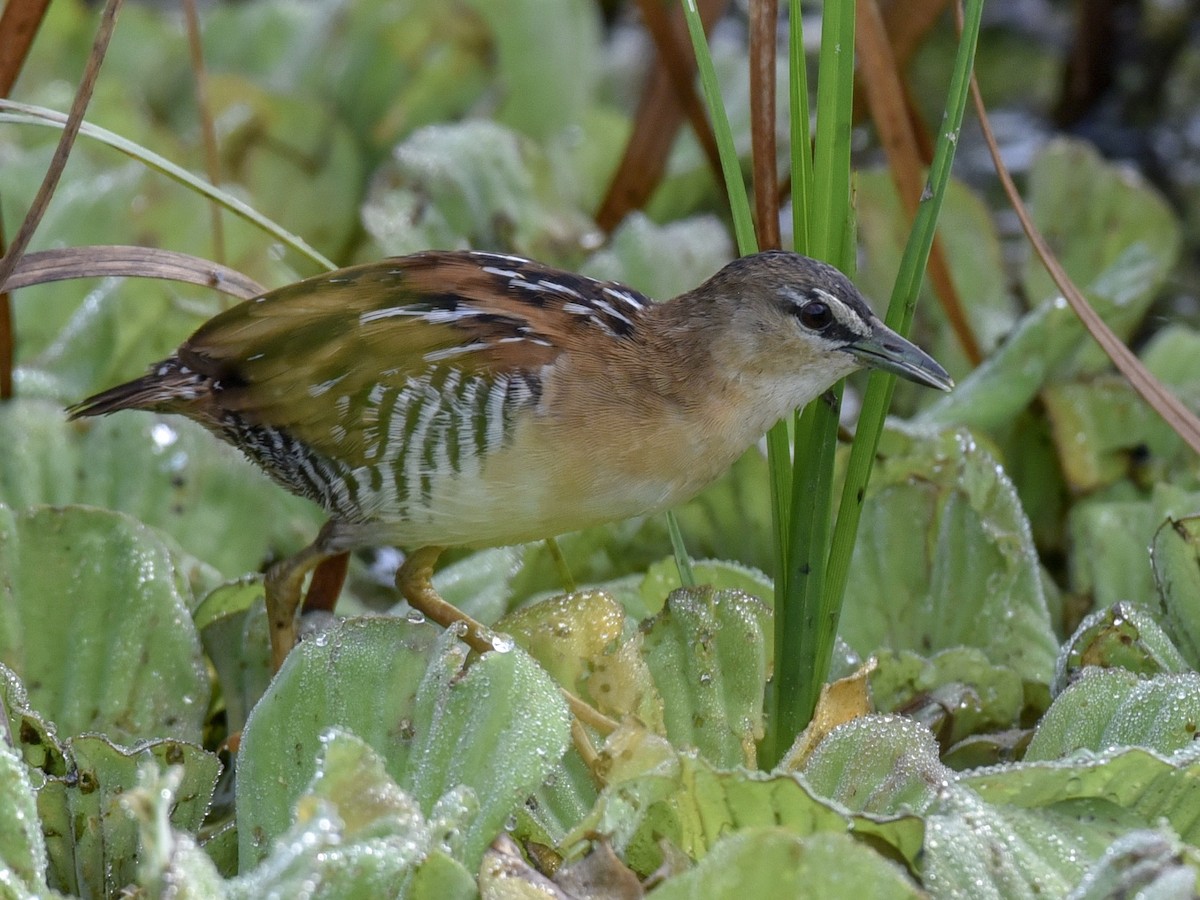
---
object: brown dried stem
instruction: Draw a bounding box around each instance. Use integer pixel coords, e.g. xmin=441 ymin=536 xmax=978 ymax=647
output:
xmin=749 ymin=0 xmax=780 ymax=250
xmin=0 ymin=0 xmax=124 ymax=294
xmin=181 ymin=0 xmax=226 ymax=265
xmin=3 ymin=245 xmax=266 ymax=300
xmin=0 ymin=0 xmax=52 ymax=97
xmin=962 ymin=4 xmax=1200 ymax=455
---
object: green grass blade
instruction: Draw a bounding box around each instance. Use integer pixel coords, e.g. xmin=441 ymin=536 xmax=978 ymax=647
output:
xmin=788 ymin=0 xmax=814 ymax=255
xmin=824 ymin=0 xmax=985 ymax=637
xmin=0 ymin=101 xmax=336 ymax=271
xmin=680 ymin=1 xmax=758 ymax=255
xmin=678 ymin=0 xmax=758 ymax=597
xmin=767 ymin=0 xmax=816 ymax=601
xmin=806 ymin=0 xmax=856 ymax=266
xmin=668 ymin=511 xmax=698 ymax=588
xmin=763 ymin=0 xmax=856 ymax=767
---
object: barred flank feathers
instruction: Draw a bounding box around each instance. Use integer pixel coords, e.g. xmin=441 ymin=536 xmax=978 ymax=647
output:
xmin=67 ymin=358 xmax=209 ymax=419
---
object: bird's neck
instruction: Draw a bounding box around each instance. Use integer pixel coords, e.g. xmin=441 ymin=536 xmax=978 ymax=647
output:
xmin=644 ymin=290 xmax=847 ymax=432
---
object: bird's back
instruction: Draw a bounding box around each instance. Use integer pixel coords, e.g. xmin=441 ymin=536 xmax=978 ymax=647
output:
xmin=71 ymin=251 xmax=671 ymax=544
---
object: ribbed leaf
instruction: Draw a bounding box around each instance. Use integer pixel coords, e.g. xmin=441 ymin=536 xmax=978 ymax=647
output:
xmin=0 ymin=503 xmax=209 ymax=744
xmin=839 ymin=427 xmax=1057 ymax=684
xmin=236 ymin=619 xmax=570 ymax=872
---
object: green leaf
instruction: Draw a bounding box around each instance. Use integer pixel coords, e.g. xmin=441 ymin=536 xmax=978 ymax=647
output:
xmin=641 ymin=587 xmax=771 ymax=769
xmin=38 ymin=734 xmax=220 ymax=898
xmin=123 ymin=765 xmax=230 ymax=900
xmin=647 ymin=829 xmax=922 ymax=899
xmin=1151 ymin=515 xmax=1200 ymax=670
xmin=856 ymin=172 xmax=1018 ymax=386
xmin=0 ymin=400 xmax=322 ymax=582
xmin=505 ymin=581 xmax=774 ymax=768
xmin=202 ymin=74 xmax=365 ymax=258
xmin=1022 ymin=140 xmax=1181 ymax=363
xmin=919 ymin=139 xmax=1181 ymax=433
xmin=120 ymin=731 xmax=480 ymax=898
xmin=1042 ymin=377 xmax=1191 ymax=493
xmin=801 ymin=715 xmax=944 ymax=816
xmin=0 ymin=503 xmax=209 ymax=744
xmin=964 ymin=742 xmax=1200 ymax=846
xmin=0 ymin=730 xmax=47 ymax=896
xmin=517 ymin=747 xmax=600 ymax=850
xmin=1027 ymin=670 xmax=1200 ymax=760
xmin=498 ymin=589 xmax=650 ymax=722
xmin=637 ymin=558 xmax=773 ymax=620
xmin=1069 ymin=484 xmax=1200 ymax=616
xmin=1069 ymin=830 xmax=1200 ymax=899
xmin=360 ymin=120 xmax=594 ymax=262
xmin=839 ymin=427 xmax=1058 ymax=684
xmin=922 ymin=788 xmax=1141 ymax=897
xmin=580 ymin=213 xmax=734 ymax=301
xmin=462 ymin=0 xmax=600 ymax=141
xmin=195 ymin=580 xmax=272 ymax=735
xmin=575 ymin=729 xmax=924 ymax=877
xmin=1055 ymin=602 xmax=1191 ymax=691
xmin=236 ymin=619 xmax=570 ymax=872
xmin=237 ymin=731 xmax=476 ymax=898
xmin=869 ymin=648 xmax=1028 ymax=748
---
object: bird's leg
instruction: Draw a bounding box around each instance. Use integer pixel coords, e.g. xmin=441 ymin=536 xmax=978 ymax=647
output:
xmin=395 ymin=545 xmax=499 ymax=654
xmin=264 ymin=521 xmax=341 ymax=672
xmin=302 ymin=552 xmax=351 ymax=614
xmin=394 ymin=545 xmax=620 ymax=748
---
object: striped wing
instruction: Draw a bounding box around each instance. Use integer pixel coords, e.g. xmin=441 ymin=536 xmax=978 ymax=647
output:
xmin=180 ymin=251 xmax=649 ymax=470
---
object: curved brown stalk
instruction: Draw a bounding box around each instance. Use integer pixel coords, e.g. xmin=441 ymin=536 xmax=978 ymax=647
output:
xmin=960 ymin=2 xmax=1200 ymax=455
xmin=0 ymin=0 xmax=124 ymax=294
xmin=4 ymin=245 xmax=266 ymax=300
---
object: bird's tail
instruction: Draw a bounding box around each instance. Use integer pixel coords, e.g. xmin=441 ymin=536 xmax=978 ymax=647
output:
xmin=68 ymin=358 xmax=208 ymax=419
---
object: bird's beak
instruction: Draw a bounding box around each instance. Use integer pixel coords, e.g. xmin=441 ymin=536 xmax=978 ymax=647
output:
xmin=843 ymin=319 xmax=954 ymax=391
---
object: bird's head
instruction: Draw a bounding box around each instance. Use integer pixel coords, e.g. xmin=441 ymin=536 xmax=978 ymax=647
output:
xmin=692 ymin=251 xmax=953 ymax=404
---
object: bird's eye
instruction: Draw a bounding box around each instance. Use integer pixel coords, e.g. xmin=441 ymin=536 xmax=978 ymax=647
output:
xmin=799 ymin=301 xmax=833 ymax=331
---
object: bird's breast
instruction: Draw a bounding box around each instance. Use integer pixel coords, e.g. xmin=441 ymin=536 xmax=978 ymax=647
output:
xmin=338 ymin=379 xmax=760 ymax=550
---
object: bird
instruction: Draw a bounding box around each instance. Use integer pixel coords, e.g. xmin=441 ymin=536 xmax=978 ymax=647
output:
xmin=70 ymin=249 xmax=952 ymax=670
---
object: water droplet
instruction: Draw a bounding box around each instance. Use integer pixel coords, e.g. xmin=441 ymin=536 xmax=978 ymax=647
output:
xmin=151 ymin=423 xmax=178 ymax=449
xmin=405 ymin=609 xmax=426 ymax=625
xmin=491 ymin=633 xmax=514 ymax=653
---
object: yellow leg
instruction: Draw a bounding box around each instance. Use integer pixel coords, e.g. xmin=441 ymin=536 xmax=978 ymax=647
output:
xmin=395 ymin=545 xmax=620 ymax=741
xmin=395 ymin=545 xmax=495 ymax=654
xmin=264 ymin=521 xmax=339 ymax=672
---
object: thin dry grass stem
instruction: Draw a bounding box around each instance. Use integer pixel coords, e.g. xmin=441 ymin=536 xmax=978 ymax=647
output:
xmin=857 ymin=0 xmax=982 ymax=364
xmin=0 ymin=0 xmax=51 ymax=96
xmin=0 ymin=0 xmax=55 ymax=399
xmin=0 ymin=0 xmax=123 ymax=295
xmin=181 ymin=0 xmax=226 ymax=266
xmin=4 ymin=245 xmax=266 ymax=300
xmin=570 ymin=718 xmax=603 ymax=784
xmin=0 ymin=212 xmax=9 ymax=400
xmin=959 ymin=2 xmax=1200 ymax=455
xmin=749 ymin=0 xmax=780 ymax=250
